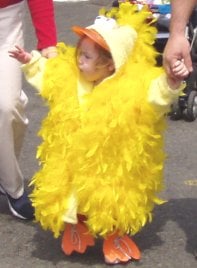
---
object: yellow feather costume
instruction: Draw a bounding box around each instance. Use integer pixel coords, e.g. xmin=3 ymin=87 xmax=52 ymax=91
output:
xmin=29 ymin=3 xmax=175 ymax=238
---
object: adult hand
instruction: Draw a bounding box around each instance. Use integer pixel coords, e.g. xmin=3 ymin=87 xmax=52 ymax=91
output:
xmin=163 ymin=34 xmax=193 ymax=79
xmin=41 ymin=46 xmax=58 ymax=58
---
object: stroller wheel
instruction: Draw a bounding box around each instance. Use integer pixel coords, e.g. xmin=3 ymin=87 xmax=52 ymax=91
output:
xmin=185 ymin=90 xmax=197 ymax=121
xmin=169 ymin=99 xmax=182 ymax=120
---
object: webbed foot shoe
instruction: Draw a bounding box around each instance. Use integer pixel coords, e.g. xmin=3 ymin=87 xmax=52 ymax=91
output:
xmin=61 ymin=222 xmax=95 ymax=255
xmin=103 ymin=233 xmax=141 ymax=264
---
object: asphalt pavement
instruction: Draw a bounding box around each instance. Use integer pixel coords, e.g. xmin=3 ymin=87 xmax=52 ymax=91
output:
xmin=0 ymin=1 xmax=197 ymax=267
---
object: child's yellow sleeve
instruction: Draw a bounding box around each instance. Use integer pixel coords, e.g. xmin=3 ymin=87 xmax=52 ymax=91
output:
xmin=22 ymin=50 xmax=47 ymax=93
xmin=148 ymin=73 xmax=186 ymax=115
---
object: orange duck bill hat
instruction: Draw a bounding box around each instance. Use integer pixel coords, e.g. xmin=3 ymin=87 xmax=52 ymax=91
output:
xmin=72 ymin=25 xmax=110 ymax=52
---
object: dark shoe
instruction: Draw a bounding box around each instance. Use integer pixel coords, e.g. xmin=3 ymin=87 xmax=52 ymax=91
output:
xmin=6 ymin=191 xmax=35 ymax=220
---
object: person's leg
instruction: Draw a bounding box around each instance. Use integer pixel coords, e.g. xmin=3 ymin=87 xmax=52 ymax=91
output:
xmin=0 ymin=2 xmax=34 ymax=219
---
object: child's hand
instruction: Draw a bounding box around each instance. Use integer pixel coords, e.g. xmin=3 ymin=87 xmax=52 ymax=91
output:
xmin=171 ymin=59 xmax=189 ymax=79
xmin=167 ymin=60 xmax=189 ymax=89
xmin=8 ymin=45 xmax=32 ymax=64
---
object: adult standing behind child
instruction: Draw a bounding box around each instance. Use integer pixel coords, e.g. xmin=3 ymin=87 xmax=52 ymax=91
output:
xmin=0 ymin=0 xmax=57 ymax=220
xmin=10 ymin=2 xmax=188 ymax=265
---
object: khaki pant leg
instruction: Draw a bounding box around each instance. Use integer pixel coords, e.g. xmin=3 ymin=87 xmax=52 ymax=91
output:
xmin=0 ymin=2 xmax=28 ymax=198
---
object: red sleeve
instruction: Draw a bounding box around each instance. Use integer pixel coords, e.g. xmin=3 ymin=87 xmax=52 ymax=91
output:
xmin=27 ymin=0 xmax=57 ymax=50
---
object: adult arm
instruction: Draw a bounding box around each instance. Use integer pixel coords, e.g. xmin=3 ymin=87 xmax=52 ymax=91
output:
xmin=163 ymin=0 xmax=197 ymax=77
xmin=27 ymin=0 xmax=57 ymax=57
xmin=170 ymin=0 xmax=196 ymax=35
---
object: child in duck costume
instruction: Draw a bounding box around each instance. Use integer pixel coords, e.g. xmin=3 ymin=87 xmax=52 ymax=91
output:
xmin=10 ymin=2 xmax=188 ymax=264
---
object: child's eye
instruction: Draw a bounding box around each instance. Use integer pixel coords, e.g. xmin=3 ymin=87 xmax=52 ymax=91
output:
xmin=85 ymin=54 xmax=91 ymax=59
xmin=81 ymin=52 xmax=91 ymax=59
xmin=78 ymin=51 xmax=91 ymax=60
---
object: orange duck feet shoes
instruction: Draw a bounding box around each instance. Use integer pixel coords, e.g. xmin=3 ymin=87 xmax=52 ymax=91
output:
xmin=61 ymin=222 xmax=95 ymax=255
xmin=103 ymin=233 xmax=141 ymax=264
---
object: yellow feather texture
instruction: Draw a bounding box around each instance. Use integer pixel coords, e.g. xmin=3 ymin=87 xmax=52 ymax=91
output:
xmin=30 ymin=3 xmax=167 ymax=238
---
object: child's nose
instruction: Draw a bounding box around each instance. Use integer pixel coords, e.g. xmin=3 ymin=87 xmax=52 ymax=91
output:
xmin=78 ymin=56 xmax=83 ymax=65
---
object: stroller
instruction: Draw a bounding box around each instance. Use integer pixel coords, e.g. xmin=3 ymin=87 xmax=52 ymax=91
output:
xmin=112 ymin=1 xmax=197 ymax=121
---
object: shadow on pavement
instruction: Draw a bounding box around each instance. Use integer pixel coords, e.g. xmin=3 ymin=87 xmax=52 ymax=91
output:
xmin=136 ymin=198 xmax=197 ymax=256
xmin=18 ymin=198 xmax=196 ymax=265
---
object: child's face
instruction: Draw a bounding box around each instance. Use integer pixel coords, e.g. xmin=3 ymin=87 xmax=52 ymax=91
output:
xmin=77 ymin=37 xmax=114 ymax=85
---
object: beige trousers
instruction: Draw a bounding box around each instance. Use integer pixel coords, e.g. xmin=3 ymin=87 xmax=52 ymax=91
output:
xmin=0 ymin=2 xmax=28 ymax=198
